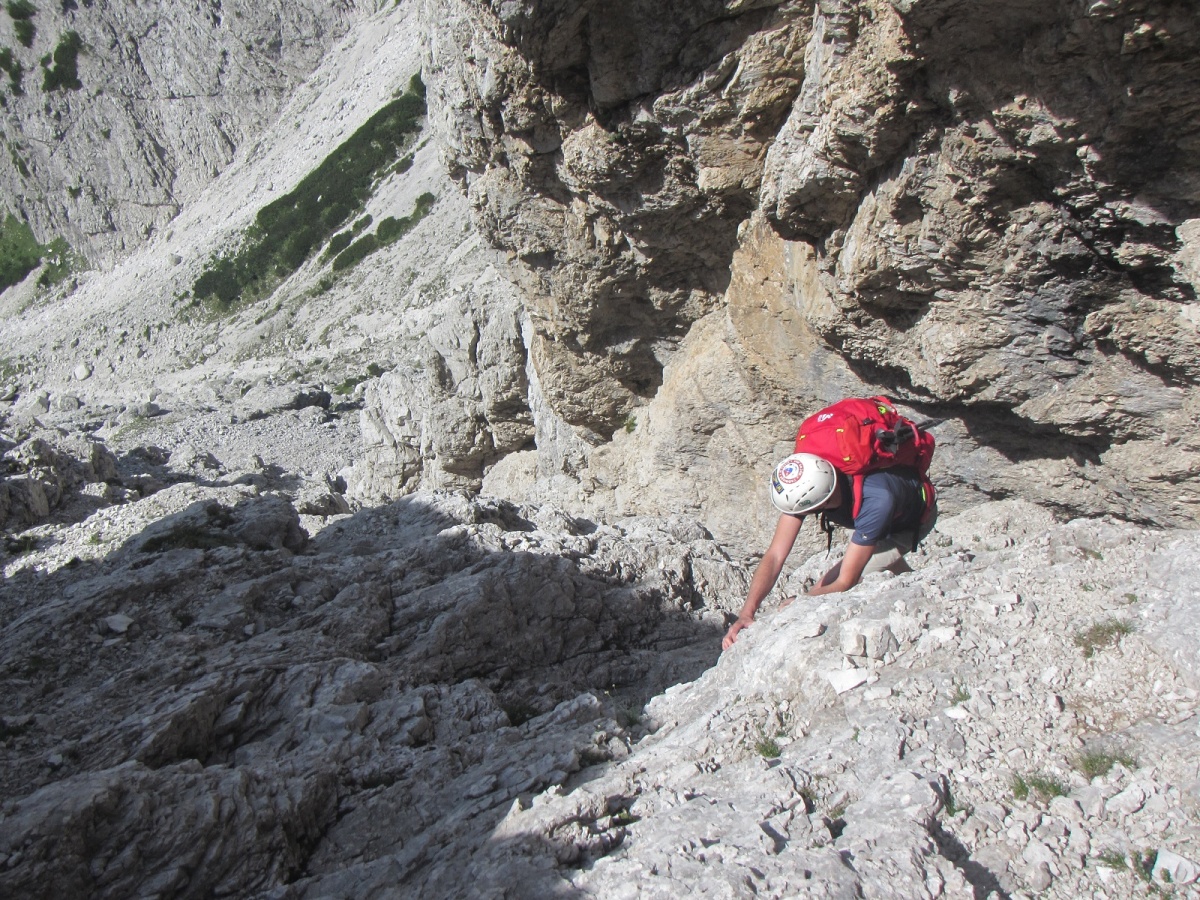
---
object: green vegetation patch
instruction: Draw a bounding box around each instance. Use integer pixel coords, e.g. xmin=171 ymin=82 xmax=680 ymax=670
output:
xmin=0 ymin=213 xmax=43 ymax=290
xmin=0 ymin=215 xmax=79 ymax=292
xmin=41 ymin=29 xmax=82 ymax=91
xmin=0 ymin=46 xmax=24 ymax=94
xmin=331 ymin=191 xmax=436 ymax=272
xmin=333 ymin=362 xmax=384 ymax=395
xmin=5 ymin=0 xmax=37 ymax=19
xmin=13 ymin=18 xmax=33 ymax=48
xmin=1075 ymin=748 xmax=1138 ymax=779
xmin=1012 ymin=772 xmax=1068 ymax=802
xmin=6 ymin=1 xmax=37 ymax=49
xmin=1074 ymin=618 xmax=1136 ymax=659
xmin=325 ymin=230 xmax=353 ymax=258
xmin=755 ymin=735 xmax=782 ymax=759
xmin=36 ymin=235 xmax=79 ymax=287
xmin=193 ymin=73 xmax=426 ymax=310
xmin=6 ymin=140 xmax=29 ymax=177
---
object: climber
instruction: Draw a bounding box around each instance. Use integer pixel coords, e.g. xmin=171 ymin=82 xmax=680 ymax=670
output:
xmin=721 ymin=452 xmax=936 ymax=650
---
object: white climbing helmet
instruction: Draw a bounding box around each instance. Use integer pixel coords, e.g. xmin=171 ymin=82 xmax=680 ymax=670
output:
xmin=769 ymin=453 xmax=839 ymax=515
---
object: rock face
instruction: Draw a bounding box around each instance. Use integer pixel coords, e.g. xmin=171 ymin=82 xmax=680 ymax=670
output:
xmin=3 ymin=480 xmax=1199 ymax=899
xmin=0 ymin=430 xmax=117 ymax=530
xmin=423 ymin=0 xmax=810 ymax=439
xmin=0 ymin=487 xmax=739 ymax=899
xmin=2 ymin=3 xmax=1200 ymax=898
xmin=419 ymin=0 xmax=1200 ymax=530
xmin=0 ymin=0 xmax=368 ymax=264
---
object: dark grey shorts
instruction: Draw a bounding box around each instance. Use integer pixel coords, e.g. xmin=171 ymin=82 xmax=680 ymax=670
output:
xmin=861 ymin=506 xmax=937 ymax=573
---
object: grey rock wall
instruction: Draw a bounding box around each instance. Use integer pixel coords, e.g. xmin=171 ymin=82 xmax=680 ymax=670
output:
xmin=0 ymin=0 xmax=371 ymax=264
xmin=422 ymin=0 xmax=809 ymax=438
xmin=418 ymin=0 xmax=1200 ymax=531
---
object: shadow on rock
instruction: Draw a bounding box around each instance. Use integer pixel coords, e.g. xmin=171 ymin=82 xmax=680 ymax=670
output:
xmin=0 ymin=489 xmax=734 ymax=899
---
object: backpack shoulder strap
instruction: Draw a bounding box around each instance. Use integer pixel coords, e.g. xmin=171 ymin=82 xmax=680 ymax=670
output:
xmin=850 ymin=473 xmax=866 ymax=519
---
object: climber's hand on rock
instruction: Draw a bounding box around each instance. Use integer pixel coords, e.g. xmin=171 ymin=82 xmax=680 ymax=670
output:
xmin=722 ymin=618 xmax=752 ymax=650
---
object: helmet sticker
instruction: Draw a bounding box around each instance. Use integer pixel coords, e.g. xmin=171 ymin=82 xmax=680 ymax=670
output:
xmin=777 ymin=459 xmax=803 ymax=484
xmin=771 ymin=472 xmax=785 ymax=494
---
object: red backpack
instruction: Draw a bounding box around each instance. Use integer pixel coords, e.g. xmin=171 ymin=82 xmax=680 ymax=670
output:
xmin=794 ymin=396 xmax=936 ymax=522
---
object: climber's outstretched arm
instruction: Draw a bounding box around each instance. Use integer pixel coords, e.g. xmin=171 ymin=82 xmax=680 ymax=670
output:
xmin=722 ymin=513 xmax=803 ymax=649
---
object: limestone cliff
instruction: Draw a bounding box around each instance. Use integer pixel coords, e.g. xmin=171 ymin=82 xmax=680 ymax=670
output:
xmin=420 ymin=0 xmax=1200 ymax=535
xmin=1 ymin=0 xmax=370 ymax=264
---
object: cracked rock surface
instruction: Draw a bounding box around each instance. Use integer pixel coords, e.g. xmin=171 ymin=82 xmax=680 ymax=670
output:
xmin=0 ymin=485 xmax=736 ymax=898
xmin=4 ymin=482 xmax=1199 ymax=897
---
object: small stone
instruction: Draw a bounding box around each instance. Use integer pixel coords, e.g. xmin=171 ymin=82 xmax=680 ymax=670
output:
xmin=102 ymin=614 xmax=134 ymax=635
xmin=1023 ymin=838 xmax=1057 ymax=868
xmin=864 ymin=685 xmax=893 ymax=701
xmin=944 ymin=706 xmax=969 ymax=720
xmin=826 ymin=669 xmax=869 ymax=694
xmin=1048 ymin=796 xmax=1083 ymax=822
xmin=840 ymin=629 xmax=866 ymax=657
xmin=73 ymin=364 xmax=93 ymax=381
xmin=916 ymin=626 xmax=957 ymax=653
xmin=1106 ymin=784 xmax=1146 ymax=817
xmin=1153 ymin=848 xmax=1199 ymax=884
xmin=52 ymin=394 xmax=82 ymax=412
xmin=1024 ymin=861 xmax=1053 ymax=892
xmin=1075 ymin=786 xmax=1105 ymax=819
xmin=793 ymin=621 xmax=826 ymax=639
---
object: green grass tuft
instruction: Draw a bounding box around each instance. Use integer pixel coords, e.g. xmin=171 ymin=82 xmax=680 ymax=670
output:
xmin=1075 ymin=748 xmax=1138 ymax=779
xmin=1074 ymin=618 xmax=1136 ymax=659
xmin=755 ymin=735 xmax=781 ymax=759
xmin=1013 ymin=771 xmax=1068 ymax=802
xmin=1026 ymin=773 xmax=1068 ymax=799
